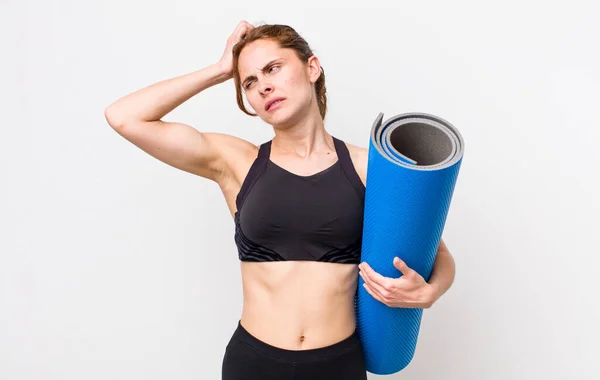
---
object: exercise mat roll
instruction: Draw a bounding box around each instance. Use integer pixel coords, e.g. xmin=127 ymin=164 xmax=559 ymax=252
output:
xmin=356 ymin=112 xmax=464 ymax=375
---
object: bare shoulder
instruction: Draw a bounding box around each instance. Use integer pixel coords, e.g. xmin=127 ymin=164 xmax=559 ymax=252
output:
xmin=343 ymin=141 xmax=368 ymax=186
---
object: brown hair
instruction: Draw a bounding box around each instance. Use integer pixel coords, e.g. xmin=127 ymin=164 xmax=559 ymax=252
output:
xmin=232 ymin=24 xmax=327 ymax=120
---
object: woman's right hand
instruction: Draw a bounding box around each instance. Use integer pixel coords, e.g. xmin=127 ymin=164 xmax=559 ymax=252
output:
xmin=217 ymin=20 xmax=255 ymax=80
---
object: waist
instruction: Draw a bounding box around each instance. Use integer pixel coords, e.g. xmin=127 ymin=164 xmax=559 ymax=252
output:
xmin=239 ymin=261 xmax=358 ymax=349
xmin=231 ymin=319 xmax=361 ymax=362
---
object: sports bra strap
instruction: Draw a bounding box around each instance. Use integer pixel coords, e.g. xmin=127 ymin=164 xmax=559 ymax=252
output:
xmin=258 ymin=139 xmax=272 ymax=158
xmin=235 ymin=141 xmax=271 ymax=211
xmin=332 ymin=136 xmax=366 ymax=200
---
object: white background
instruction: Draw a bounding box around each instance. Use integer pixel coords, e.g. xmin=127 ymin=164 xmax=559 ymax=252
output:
xmin=1 ymin=1 xmax=599 ymax=379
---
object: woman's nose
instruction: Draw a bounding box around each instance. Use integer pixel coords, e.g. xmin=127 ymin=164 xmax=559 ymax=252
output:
xmin=259 ymin=83 xmax=273 ymax=95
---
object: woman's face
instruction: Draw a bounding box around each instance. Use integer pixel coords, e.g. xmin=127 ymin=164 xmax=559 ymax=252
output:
xmin=238 ymin=39 xmax=321 ymax=128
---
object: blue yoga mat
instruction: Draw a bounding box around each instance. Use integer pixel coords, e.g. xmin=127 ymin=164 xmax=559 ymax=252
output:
xmin=356 ymin=112 xmax=464 ymax=375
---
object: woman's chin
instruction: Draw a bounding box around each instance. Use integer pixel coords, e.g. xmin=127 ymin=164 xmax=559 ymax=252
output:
xmin=264 ymin=109 xmax=295 ymax=128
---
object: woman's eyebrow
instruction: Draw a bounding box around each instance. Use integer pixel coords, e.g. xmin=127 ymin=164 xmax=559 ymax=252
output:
xmin=242 ymin=58 xmax=283 ymax=86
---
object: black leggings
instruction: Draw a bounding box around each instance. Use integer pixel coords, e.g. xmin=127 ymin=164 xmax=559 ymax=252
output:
xmin=222 ymin=321 xmax=367 ymax=380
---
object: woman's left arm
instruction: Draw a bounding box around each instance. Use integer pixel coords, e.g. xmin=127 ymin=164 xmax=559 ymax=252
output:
xmin=427 ymin=239 xmax=456 ymax=304
xmin=358 ymin=239 xmax=455 ymax=309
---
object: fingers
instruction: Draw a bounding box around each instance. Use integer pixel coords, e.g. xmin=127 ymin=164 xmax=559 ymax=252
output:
xmin=234 ymin=20 xmax=254 ymax=40
xmin=393 ymin=257 xmax=422 ymax=283
xmin=223 ymin=21 xmax=254 ymax=62
xmin=234 ymin=22 xmax=248 ymax=40
xmin=227 ymin=21 xmax=248 ymax=43
xmin=359 ymin=263 xmax=395 ymax=300
xmin=393 ymin=256 xmax=412 ymax=276
xmin=359 ymin=262 xmax=394 ymax=290
xmin=234 ymin=20 xmax=251 ymax=33
xmin=359 ymin=260 xmax=432 ymax=308
xmin=362 ymin=278 xmax=390 ymax=305
xmin=362 ymin=282 xmax=388 ymax=305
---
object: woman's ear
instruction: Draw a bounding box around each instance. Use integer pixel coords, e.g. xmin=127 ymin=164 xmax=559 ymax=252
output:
xmin=307 ymin=55 xmax=322 ymax=84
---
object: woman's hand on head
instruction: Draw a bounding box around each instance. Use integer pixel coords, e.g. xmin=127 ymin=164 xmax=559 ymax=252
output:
xmin=217 ymin=20 xmax=255 ymax=79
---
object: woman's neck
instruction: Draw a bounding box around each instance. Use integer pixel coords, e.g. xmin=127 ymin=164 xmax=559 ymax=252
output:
xmin=271 ymin=113 xmax=332 ymax=158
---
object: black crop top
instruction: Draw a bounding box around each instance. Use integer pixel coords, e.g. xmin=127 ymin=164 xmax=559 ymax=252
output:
xmin=233 ymin=136 xmax=365 ymax=264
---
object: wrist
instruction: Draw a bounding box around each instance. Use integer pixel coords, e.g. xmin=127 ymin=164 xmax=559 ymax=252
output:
xmin=211 ymin=62 xmax=232 ymax=82
xmin=426 ymin=282 xmax=441 ymax=307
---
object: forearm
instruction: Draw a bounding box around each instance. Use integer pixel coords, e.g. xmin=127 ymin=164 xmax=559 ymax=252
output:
xmin=105 ymin=63 xmax=229 ymax=126
xmin=427 ymin=245 xmax=455 ymax=302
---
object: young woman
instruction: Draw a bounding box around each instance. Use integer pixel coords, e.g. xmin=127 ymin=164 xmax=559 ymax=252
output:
xmin=104 ymin=20 xmax=456 ymax=380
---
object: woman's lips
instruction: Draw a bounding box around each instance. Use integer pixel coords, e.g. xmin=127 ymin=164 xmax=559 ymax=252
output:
xmin=267 ymin=98 xmax=285 ymax=111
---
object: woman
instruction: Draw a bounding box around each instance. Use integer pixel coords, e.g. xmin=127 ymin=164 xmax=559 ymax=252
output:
xmin=104 ymin=21 xmax=456 ymax=380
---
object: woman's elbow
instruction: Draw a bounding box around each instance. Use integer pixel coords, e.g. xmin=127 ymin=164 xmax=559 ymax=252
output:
xmin=104 ymin=105 xmax=127 ymax=130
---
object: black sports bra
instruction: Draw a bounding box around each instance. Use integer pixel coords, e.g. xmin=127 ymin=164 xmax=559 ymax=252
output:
xmin=234 ymin=136 xmax=365 ymax=264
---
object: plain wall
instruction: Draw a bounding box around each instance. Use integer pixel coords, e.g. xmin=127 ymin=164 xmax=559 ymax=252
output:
xmin=1 ymin=1 xmax=599 ymax=379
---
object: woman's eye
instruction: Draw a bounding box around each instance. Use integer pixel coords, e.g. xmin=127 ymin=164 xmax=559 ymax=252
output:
xmin=244 ymin=66 xmax=279 ymax=89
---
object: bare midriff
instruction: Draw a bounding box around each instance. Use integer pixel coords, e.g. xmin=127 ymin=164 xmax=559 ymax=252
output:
xmin=239 ymin=261 xmax=359 ymax=350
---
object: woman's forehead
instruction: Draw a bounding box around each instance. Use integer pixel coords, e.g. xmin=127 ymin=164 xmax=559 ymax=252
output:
xmin=239 ymin=40 xmax=292 ymax=71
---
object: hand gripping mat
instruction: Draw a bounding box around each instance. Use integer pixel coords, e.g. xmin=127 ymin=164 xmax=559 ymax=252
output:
xmin=356 ymin=112 xmax=464 ymax=375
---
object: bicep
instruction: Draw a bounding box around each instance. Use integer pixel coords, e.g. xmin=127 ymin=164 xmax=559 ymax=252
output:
xmin=110 ymin=119 xmax=235 ymax=182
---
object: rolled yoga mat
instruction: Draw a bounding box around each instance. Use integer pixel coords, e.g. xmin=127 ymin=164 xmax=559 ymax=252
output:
xmin=355 ymin=112 xmax=464 ymax=375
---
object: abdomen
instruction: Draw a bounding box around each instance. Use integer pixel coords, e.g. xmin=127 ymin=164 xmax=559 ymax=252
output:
xmin=239 ymin=261 xmax=359 ymax=350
